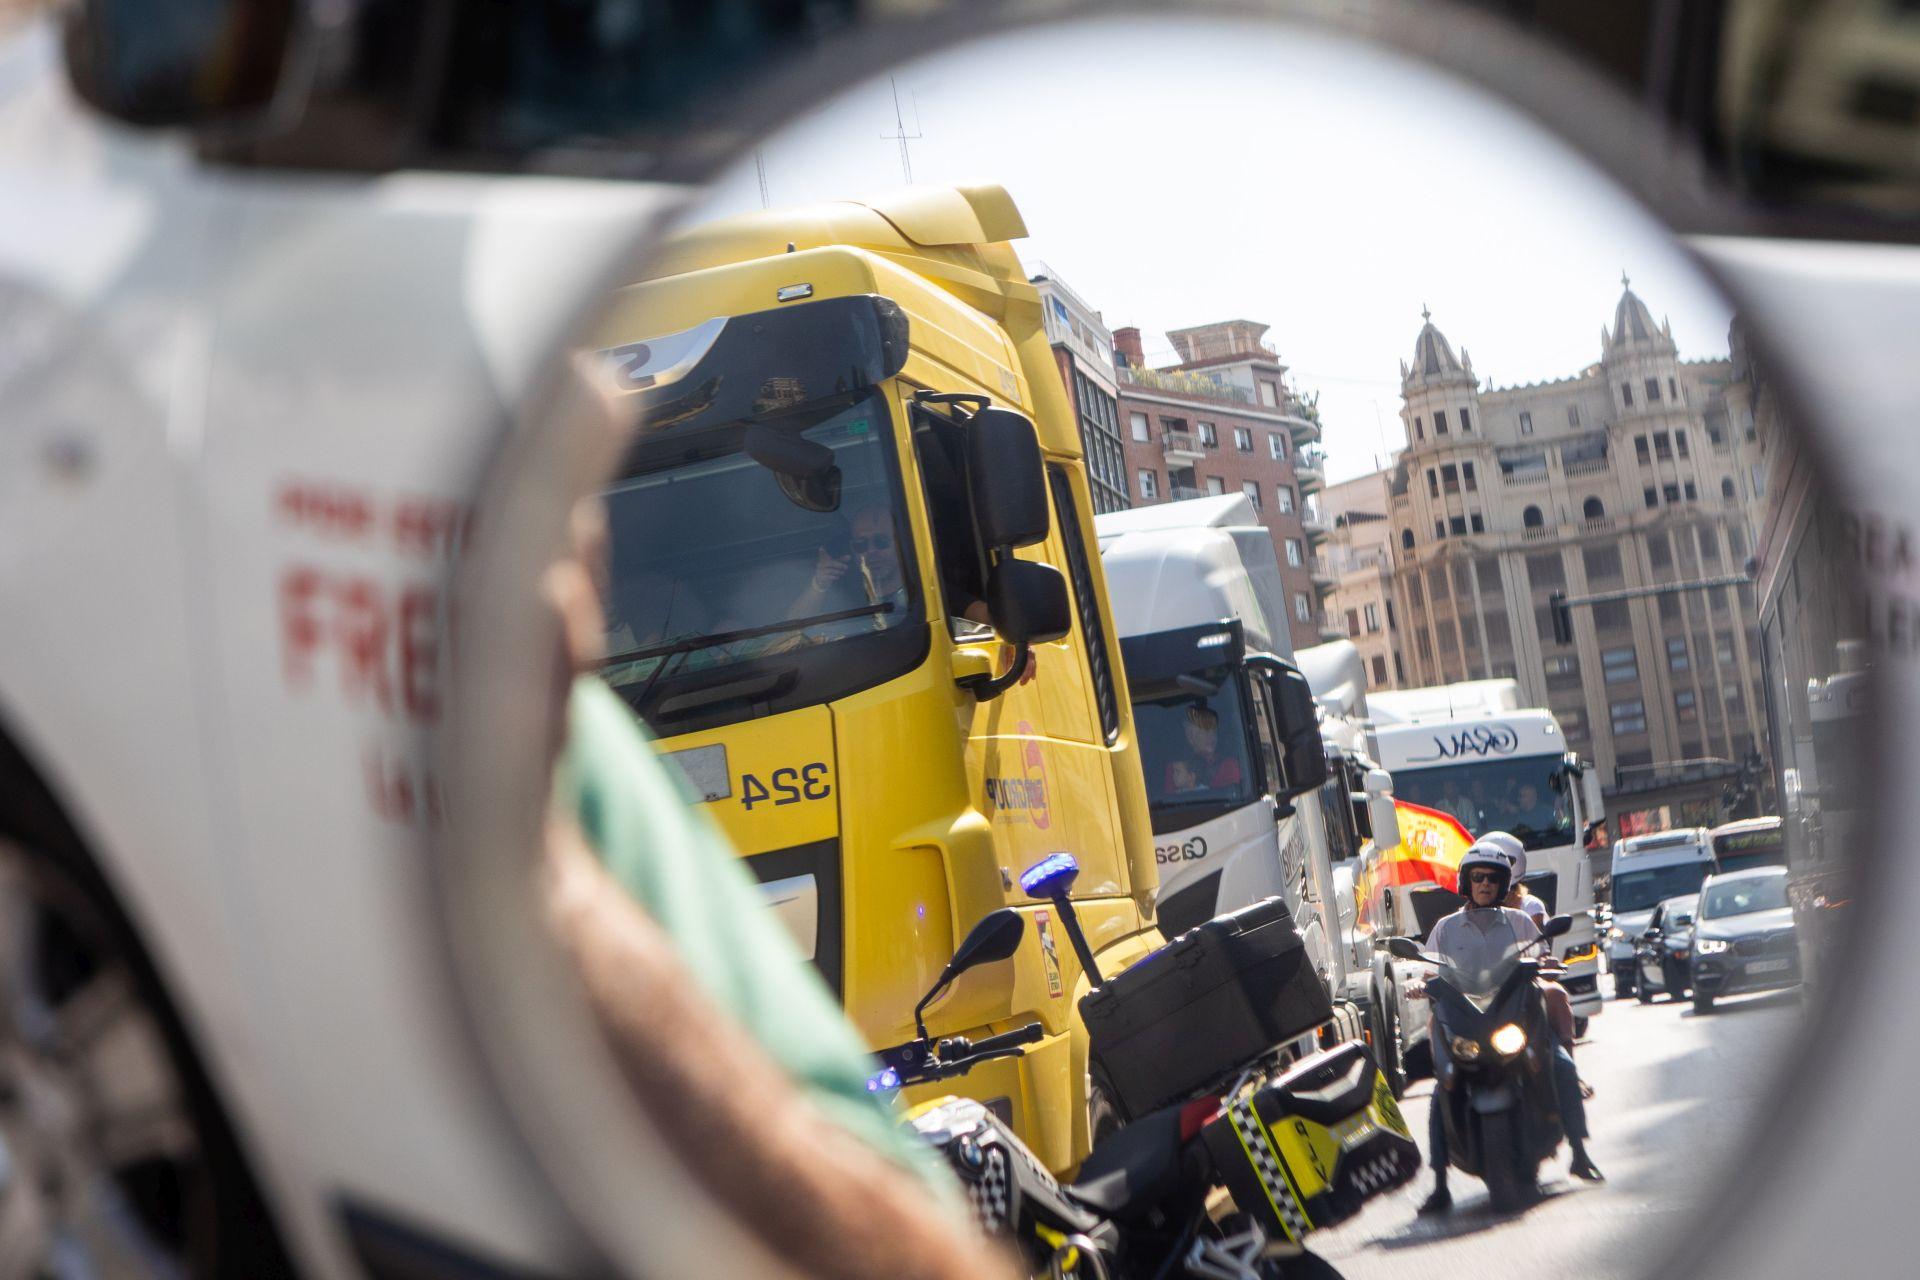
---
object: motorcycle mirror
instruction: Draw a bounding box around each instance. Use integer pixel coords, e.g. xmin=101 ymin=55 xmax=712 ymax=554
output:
xmin=1386 ymin=937 xmax=1422 ymax=961
xmin=1541 ymin=914 xmax=1574 ymax=939
xmin=913 ymin=908 xmax=1025 ymax=1038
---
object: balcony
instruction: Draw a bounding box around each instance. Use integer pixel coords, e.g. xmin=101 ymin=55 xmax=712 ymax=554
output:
xmin=1294 ymin=448 xmax=1326 ymax=494
xmin=1502 ymin=468 xmax=1549 ymax=488
xmin=1563 ymin=455 xmax=1610 ymax=478
xmin=1309 ymin=554 xmax=1338 ymax=586
xmin=1161 ymin=429 xmax=1205 ymax=463
xmin=1582 ymin=516 xmax=1616 ymax=533
xmin=1169 ymin=485 xmax=1206 ymax=502
xmin=1120 ymin=364 xmax=1251 ymax=404
xmin=1521 ymin=524 xmax=1552 ymax=541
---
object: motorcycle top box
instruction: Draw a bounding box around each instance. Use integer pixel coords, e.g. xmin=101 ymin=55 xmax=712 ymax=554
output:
xmin=1082 ymin=897 xmax=1332 ymax=1118
xmin=1202 ymin=1041 xmax=1420 ymax=1243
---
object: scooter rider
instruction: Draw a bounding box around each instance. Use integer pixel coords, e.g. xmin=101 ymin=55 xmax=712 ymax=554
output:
xmin=1418 ymin=839 xmax=1604 ymax=1215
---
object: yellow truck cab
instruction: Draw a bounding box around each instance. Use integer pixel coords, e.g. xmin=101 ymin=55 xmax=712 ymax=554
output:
xmin=587 ymin=185 xmax=1163 ymax=1171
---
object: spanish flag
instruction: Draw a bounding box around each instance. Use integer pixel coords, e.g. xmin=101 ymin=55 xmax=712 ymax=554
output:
xmin=1354 ymin=802 xmax=1473 ymax=932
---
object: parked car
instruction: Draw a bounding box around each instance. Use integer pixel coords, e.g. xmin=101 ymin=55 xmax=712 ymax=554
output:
xmin=1690 ymin=868 xmax=1800 ymax=1014
xmin=1634 ymin=893 xmax=1700 ymax=1002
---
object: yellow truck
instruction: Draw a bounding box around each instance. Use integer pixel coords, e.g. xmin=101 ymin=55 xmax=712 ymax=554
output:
xmin=587 ymin=185 xmax=1164 ymax=1171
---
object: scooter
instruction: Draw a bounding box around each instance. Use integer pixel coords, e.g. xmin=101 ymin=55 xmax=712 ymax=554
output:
xmin=1386 ymin=915 xmax=1574 ymax=1212
xmin=875 ymin=855 xmax=1420 ymax=1279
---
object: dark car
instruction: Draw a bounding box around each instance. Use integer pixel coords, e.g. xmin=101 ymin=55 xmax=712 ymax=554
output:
xmin=1689 ymin=867 xmax=1800 ymax=1013
xmin=1634 ymin=893 xmax=1700 ymax=1002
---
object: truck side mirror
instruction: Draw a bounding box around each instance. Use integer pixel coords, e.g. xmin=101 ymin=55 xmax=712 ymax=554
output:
xmin=984 ymin=560 xmax=1071 ymax=645
xmin=1581 ymin=768 xmax=1605 ymax=829
xmin=1369 ymin=795 xmax=1402 ymax=850
xmin=63 ymin=0 xmax=296 ymax=128
xmin=1271 ymin=664 xmax=1328 ymax=798
xmin=966 ymin=407 xmax=1050 ymax=550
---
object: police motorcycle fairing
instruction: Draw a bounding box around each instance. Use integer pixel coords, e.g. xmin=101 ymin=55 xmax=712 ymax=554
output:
xmin=1387 ymin=914 xmax=1574 ymax=1212
xmin=877 ymin=856 xmax=1419 ymax=1278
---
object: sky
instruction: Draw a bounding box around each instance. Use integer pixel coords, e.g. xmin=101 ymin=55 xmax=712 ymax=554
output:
xmin=694 ymin=14 xmax=1735 ymax=485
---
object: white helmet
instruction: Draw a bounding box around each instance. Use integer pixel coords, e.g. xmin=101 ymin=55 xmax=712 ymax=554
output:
xmin=1456 ymin=839 xmax=1515 ymax=900
xmin=1478 ymin=830 xmax=1526 ymax=883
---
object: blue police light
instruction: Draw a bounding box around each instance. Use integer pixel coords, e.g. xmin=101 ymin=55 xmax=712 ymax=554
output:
xmin=1019 ymin=852 xmax=1080 ymax=900
xmin=866 ymin=1065 xmax=901 ymax=1093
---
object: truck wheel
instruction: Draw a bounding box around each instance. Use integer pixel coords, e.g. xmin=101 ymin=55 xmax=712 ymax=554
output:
xmin=0 ymin=841 xmax=238 ymax=1275
xmin=1372 ymin=992 xmax=1407 ymax=1100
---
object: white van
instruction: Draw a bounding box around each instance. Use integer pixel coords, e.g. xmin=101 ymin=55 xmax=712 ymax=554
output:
xmin=1607 ymin=829 xmax=1718 ymax=998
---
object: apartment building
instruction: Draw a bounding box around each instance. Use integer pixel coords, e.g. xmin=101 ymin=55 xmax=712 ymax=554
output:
xmin=1112 ymin=319 xmax=1333 ymax=652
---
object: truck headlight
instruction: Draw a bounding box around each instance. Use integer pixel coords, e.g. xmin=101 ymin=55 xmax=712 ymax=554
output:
xmin=1695 ymin=938 xmax=1730 ymax=956
xmin=1448 ymin=1034 xmax=1482 ymax=1062
xmin=1489 ymin=1023 xmax=1527 ymax=1057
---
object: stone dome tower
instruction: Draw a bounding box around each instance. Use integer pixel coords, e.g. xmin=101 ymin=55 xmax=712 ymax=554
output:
xmin=1399 ymin=306 xmax=1482 ymax=451
xmin=1599 ymin=273 xmax=1686 ymax=423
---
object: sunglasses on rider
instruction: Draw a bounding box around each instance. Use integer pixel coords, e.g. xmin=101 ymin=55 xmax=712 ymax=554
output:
xmin=1465 ymin=869 xmax=1506 ymax=884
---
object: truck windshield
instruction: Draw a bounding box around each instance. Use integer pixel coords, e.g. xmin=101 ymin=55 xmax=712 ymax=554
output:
xmin=1133 ymin=674 xmax=1257 ymax=820
xmin=600 ymin=391 xmax=924 ymax=730
xmin=1389 ymin=753 xmax=1573 ymax=850
xmin=1612 ymin=863 xmax=1713 ymax=913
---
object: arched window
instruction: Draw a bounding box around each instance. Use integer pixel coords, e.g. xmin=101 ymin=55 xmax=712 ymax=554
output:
xmin=1523 ymin=505 xmax=1544 ymax=528
xmin=1582 ymin=497 xmax=1605 ymax=520
xmin=1720 ymin=477 xmax=1735 ymax=500
xmin=1401 ymin=529 xmax=1415 ymax=549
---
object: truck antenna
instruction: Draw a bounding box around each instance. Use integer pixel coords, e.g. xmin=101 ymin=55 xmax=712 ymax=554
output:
xmin=882 ymin=76 xmax=923 ymax=184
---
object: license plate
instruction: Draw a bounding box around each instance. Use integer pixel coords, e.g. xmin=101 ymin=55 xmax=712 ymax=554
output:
xmin=1746 ymin=958 xmax=1791 ymax=974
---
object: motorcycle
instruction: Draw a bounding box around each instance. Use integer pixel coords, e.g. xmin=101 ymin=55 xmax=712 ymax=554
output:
xmin=874 ymin=856 xmax=1420 ymax=1279
xmin=1386 ymin=914 xmax=1575 ymax=1212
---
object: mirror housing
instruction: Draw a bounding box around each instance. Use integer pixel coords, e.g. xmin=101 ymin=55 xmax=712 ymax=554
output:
xmin=1386 ymin=937 xmax=1422 ymax=961
xmin=985 ymin=560 xmax=1071 ymax=645
xmin=966 ymin=407 xmax=1050 ymax=550
xmin=1369 ymin=795 xmax=1402 ymax=850
xmin=1541 ymin=914 xmax=1574 ymax=940
xmin=914 ymin=909 xmax=1025 ymax=1038
xmin=1271 ymin=664 xmax=1329 ymax=798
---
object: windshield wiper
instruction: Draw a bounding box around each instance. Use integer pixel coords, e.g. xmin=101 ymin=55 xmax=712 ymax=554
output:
xmin=601 ymin=601 xmax=896 ymax=670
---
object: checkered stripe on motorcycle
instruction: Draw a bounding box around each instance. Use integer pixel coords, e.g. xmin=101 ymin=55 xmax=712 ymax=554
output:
xmin=1225 ymin=1097 xmax=1312 ymax=1242
xmin=965 ymin=1146 xmax=1011 ymax=1232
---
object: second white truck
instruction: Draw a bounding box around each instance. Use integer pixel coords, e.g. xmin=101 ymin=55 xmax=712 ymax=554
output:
xmin=1362 ymin=680 xmax=1606 ymax=1079
xmin=1096 ymin=496 xmax=1397 ymax=1049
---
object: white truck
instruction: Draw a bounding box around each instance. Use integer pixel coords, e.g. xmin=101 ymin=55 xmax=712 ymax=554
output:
xmin=1362 ymin=680 xmax=1606 ymax=1079
xmin=1095 ymin=496 xmax=1397 ymax=1049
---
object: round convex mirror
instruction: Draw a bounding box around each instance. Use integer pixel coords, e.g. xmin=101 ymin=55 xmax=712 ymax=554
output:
xmin=439 ymin=8 xmax=1880 ymax=1279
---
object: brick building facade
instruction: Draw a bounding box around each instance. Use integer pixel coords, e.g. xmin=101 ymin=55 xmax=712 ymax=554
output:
xmin=1111 ymin=319 xmax=1333 ymax=653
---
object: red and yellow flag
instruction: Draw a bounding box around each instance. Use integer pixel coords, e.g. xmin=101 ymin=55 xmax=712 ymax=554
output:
xmin=1354 ymin=801 xmax=1473 ymax=932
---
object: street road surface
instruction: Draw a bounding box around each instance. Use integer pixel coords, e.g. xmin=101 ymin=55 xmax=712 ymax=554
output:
xmin=1315 ymin=981 xmax=1802 ymax=1280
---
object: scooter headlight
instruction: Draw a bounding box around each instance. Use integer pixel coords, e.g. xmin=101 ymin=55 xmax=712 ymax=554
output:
xmin=1489 ymin=1023 xmax=1527 ymax=1057
xmin=1448 ymin=1034 xmax=1482 ymax=1061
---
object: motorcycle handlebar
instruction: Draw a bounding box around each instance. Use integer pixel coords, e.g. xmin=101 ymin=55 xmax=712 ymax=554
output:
xmin=954 ymin=1022 xmax=1045 ymax=1059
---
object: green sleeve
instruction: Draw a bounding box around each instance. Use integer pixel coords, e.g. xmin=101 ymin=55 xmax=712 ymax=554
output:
xmin=557 ymin=677 xmax=957 ymax=1193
